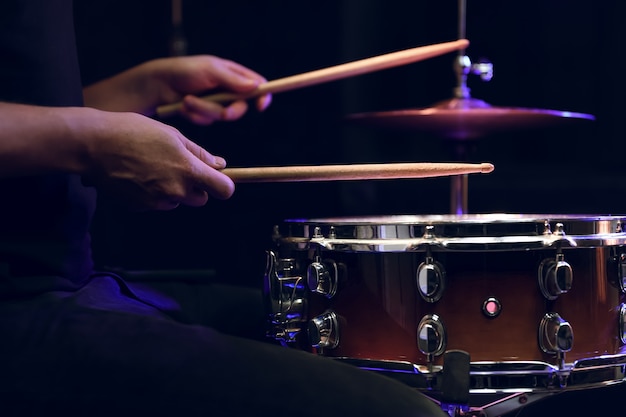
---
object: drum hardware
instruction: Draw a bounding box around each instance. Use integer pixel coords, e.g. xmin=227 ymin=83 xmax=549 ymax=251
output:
xmin=168 ymin=0 xmax=187 ymax=57
xmin=543 ymin=221 xmax=567 ymax=237
xmin=470 ymin=361 xmax=559 ymax=390
xmin=542 ymin=220 xmax=552 ymax=235
xmin=452 ymin=55 xmax=493 ymax=100
xmin=538 ymin=252 xmax=573 ymax=300
xmin=306 ymin=256 xmax=339 ymax=298
xmin=330 ymin=357 xmax=626 ymax=415
xmin=619 ymin=252 xmax=626 ymax=293
xmin=481 ymin=297 xmax=501 ymax=318
xmin=416 ymin=255 xmax=446 ymax=303
xmin=538 ymin=221 xmax=575 ymax=300
xmin=619 ymin=304 xmax=626 ymax=345
xmin=339 ymin=356 xmax=626 ymax=391
xmin=538 ymin=312 xmax=574 ymax=376
xmin=264 ymin=251 xmax=307 ymax=344
xmin=265 ymin=243 xmax=345 ymax=347
xmin=308 ymin=310 xmax=340 ymax=349
xmin=417 ymin=314 xmax=447 ymax=372
xmin=541 ymin=221 xmax=577 ymax=248
xmin=569 ymin=354 xmax=626 ymax=387
xmin=423 ymin=224 xmax=436 ymax=240
xmin=416 ymin=255 xmax=447 ymax=303
xmin=607 ymin=251 xmax=626 ymax=293
xmin=453 ymin=0 xmax=490 ymax=99
xmin=271 ymin=224 xmax=281 ymax=242
xmin=334 ymin=357 xmax=626 ymax=416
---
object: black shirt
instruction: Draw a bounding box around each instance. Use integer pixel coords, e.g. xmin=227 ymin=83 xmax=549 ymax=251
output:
xmin=0 ymin=0 xmax=96 ymax=296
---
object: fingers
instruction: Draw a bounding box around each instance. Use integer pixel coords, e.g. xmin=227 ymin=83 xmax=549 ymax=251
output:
xmin=180 ymin=134 xmax=226 ymax=169
xmin=139 ymin=137 xmax=234 ymax=210
xmin=181 ymin=95 xmax=224 ymax=125
xmin=151 ymin=170 xmax=234 ymax=211
xmin=170 ymin=56 xmax=272 ymax=124
xmin=219 ymin=59 xmax=267 ymax=92
xmin=150 ymin=199 xmax=183 ymax=211
xmin=180 ymin=137 xmax=235 ymax=200
xmin=195 ymin=168 xmax=235 ymax=200
xmin=208 ymin=58 xmax=273 ymax=114
xmin=184 ymin=159 xmax=234 ymax=203
xmin=181 ymin=93 xmax=269 ymax=123
xmin=255 ymin=93 xmax=273 ymax=112
xmin=182 ymin=95 xmax=250 ymax=124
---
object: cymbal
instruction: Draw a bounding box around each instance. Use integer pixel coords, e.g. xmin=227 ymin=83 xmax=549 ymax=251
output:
xmin=346 ymin=97 xmax=596 ymax=140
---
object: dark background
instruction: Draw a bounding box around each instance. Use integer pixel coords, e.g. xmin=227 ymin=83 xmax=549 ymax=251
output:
xmin=73 ymin=1 xmax=626 ymax=285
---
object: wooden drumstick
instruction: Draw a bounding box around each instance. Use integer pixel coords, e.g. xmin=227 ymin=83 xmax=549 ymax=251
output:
xmin=221 ymin=161 xmax=494 ymax=183
xmin=156 ymin=39 xmax=469 ymax=118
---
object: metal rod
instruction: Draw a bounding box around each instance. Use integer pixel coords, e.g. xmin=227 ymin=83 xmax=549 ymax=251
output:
xmin=458 ymin=0 xmax=467 ymax=42
xmin=451 ymin=0 xmax=471 ymax=215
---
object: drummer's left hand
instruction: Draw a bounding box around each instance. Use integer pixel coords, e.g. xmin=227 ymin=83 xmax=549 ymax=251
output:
xmin=83 ymin=55 xmax=272 ymax=125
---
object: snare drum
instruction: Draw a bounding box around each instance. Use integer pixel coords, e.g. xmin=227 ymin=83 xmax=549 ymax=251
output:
xmin=264 ymin=214 xmax=626 ymax=404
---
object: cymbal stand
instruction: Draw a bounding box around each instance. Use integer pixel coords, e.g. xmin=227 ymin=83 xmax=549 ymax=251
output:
xmin=448 ymin=0 xmax=493 ymax=214
xmin=169 ymin=0 xmax=188 ymax=56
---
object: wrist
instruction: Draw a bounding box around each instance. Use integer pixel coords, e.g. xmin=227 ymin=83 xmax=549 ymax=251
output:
xmin=0 ymin=103 xmax=100 ymax=178
xmin=55 ymin=106 xmax=107 ymax=175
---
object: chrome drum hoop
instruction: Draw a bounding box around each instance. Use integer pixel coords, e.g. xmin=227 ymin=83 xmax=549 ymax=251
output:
xmin=275 ymin=214 xmax=626 ymax=252
xmin=333 ymin=354 xmax=626 ymax=393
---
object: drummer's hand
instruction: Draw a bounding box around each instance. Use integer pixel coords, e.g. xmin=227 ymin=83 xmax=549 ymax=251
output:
xmin=83 ymin=55 xmax=272 ymax=125
xmin=83 ymin=109 xmax=235 ymax=211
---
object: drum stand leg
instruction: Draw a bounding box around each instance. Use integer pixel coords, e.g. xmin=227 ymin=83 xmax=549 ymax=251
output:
xmin=433 ymin=391 xmax=561 ymax=417
xmin=470 ymin=392 xmax=561 ymax=417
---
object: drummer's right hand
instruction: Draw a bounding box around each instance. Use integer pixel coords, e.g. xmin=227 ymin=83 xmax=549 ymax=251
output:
xmin=83 ymin=110 xmax=234 ymax=211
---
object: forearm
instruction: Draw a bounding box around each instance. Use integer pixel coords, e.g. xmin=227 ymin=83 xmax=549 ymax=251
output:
xmin=0 ymin=102 xmax=96 ymax=178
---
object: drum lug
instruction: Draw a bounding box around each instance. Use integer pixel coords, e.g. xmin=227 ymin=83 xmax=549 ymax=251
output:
xmin=616 ymin=253 xmax=626 ymax=293
xmin=264 ymin=251 xmax=307 ymax=344
xmin=417 ymin=314 xmax=447 ymax=368
xmin=619 ymin=303 xmax=626 ymax=345
xmin=538 ymin=252 xmax=573 ymax=300
xmin=538 ymin=312 xmax=574 ymax=358
xmin=416 ymin=256 xmax=446 ymax=303
xmin=608 ymin=252 xmax=626 ymax=293
xmin=307 ymin=256 xmax=338 ymax=298
xmin=308 ymin=310 xmax=340 ymax=349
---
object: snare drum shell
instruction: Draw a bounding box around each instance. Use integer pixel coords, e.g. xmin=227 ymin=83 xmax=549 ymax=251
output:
xmin=274 ymin=215 xmax=626 ymax=367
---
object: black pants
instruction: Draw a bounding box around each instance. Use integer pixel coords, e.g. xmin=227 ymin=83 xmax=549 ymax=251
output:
xmin=0 ymin=273 xmax=446 ymax=417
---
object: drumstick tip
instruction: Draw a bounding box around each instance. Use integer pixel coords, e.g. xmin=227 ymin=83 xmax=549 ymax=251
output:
xmin=456 ymin=38 xmax=470 ymax=47
xmin=480 ymin=163 xmax=495 ymax=173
